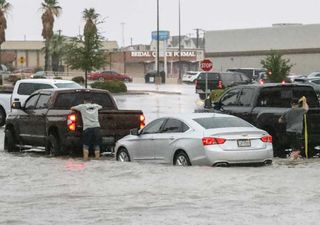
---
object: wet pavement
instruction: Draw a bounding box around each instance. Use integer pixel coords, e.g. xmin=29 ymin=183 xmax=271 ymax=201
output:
xmin=1 ymin=83 xmax=320 ymax=225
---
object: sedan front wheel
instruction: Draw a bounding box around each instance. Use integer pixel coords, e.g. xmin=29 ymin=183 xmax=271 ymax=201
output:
xmin=174 ymin=151 xmax=191 ymax=166
xmin=117 ymin=148 xmax=131 ymax=162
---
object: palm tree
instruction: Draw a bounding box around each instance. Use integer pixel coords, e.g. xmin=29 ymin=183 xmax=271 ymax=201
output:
xmin=48 ymin=31 xmax=65 ymax=72
xmin=0 ymin=0 xmax=11 ymax=73
xmin=41 ymin=0 xmax=61 ymax=71
xmin=83 ymin=8 xmax=99 ymax=36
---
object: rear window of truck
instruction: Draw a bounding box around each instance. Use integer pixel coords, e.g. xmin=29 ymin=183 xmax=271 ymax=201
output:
xmin=257 ymin=86 xmax=319 ymax=108
xmin=53 ymin=92 xmax=116 ymax=109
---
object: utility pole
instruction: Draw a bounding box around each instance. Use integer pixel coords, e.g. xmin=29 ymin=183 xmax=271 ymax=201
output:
xmin=194 ymin=28 xmax=200 ymax=48
xmin=121 ymin=22 xmax=125 ymax=47
xmin=178 ymin=0 xmax=182 ymax=83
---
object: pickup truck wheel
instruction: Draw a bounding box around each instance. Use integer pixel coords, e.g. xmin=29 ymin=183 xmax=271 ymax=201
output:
xmin=47 ymin=134 xmax=61 ymax=156
xmin=0 ymin=108 xmax=6 ymax=127
xmin=174 ymin=151 xmax=191 ymax=166
xmin=4 ymin=129 xmax=19 ymax=152
xmin=117 ymin=148 xmax=131 ymax=162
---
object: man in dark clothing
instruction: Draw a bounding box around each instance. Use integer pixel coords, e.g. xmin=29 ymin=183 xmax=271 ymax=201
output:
xmin=278 ymin=96 xmax=309 ymax=160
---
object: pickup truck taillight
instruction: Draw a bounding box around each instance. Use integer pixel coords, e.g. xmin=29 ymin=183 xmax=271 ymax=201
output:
xmin=140 ymin=114 xmax=145 ymax=129
xmin=67 ymin=113 xmax=77 ymax=132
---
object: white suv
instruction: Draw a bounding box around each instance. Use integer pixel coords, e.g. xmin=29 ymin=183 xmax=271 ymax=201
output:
xmin=182 ymin=71 xmax=201 ymax=83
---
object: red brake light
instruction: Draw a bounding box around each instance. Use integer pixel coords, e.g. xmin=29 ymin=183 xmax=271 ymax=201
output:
xmin=218 ymin=80 xmax=223 ymax=89
xmin=259 ymin=79 xmax=264 ymax=85
xmin=202 ymin=137 xmax=226 ymax=145
xmin=140 ymin=114 xmax=145 ymax=129
xmin=67 ymin=113 xmax=77 ymax=132
xmin=261 ymin=135 xmax=272 ymax=143
xmin=281 ymin=80 xmax=286 ymax=84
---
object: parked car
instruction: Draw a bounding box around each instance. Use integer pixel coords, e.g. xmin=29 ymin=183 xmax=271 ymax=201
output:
xmin=294 ymin=77 xmax=320 ymax=100
xmin=195 ymin=72 xmax=251 ymax=99
xmin=201 ymin=83 xmax=320 ymax=157
xmin=5 ymin=88 xmax=145 ymax=155
xmin=30 ymin=71 xmax=47 ymax=79
xmin=0 ymin=79 xmax=82 ymax=127
xmin=227 ymin=68 xmax=266 ymax=81
xmin=182 ymin=71 xmax=201 ymax=83
xmin=306 ymin=71 xmax=320 ymax=79
xmin=88 ymin=70 xmax=132 ymax=82
xmin=115 ymin=113 xmax=273 ymax=166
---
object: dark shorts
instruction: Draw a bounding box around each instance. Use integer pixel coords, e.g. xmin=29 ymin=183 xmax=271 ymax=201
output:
xmin=83 ymin=127 xmax=101 ymax=148
xmin=287 ymin=132 xmax=303 ymax=150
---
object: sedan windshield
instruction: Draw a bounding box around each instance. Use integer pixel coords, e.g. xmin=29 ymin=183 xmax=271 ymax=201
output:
xmin=54 ymin=82 xmax=82 ymax=89
xmin=194 ymin=117 xmax=252 ymax=129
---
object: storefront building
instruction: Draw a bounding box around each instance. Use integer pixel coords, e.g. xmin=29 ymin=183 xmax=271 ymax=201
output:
xmin=205 ymin=23 xmax=320 ymax=75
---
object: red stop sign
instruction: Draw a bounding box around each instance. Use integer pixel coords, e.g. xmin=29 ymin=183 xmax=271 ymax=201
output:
xmin=200 ymin=59 xmax=213 ymax=71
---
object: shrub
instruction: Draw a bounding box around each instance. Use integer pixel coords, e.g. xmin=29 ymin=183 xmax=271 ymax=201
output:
xmin=91 ymin=80 xmax=127 ymax=93
xmin=72 ymin=76 xmax=85 ymax=84
xmin=54 ymin=76 xmax=62 ymax=80
xmin=33 ymin=67 xmax=44 ymax=73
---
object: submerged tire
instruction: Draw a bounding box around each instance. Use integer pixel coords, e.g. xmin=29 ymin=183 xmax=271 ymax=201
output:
xmin=4 ymin=129 xmax=19 ymax=152
xmin=174 ymin=151 xmax=191 ymax=166
xmin=0 ymin=107 xmax=6 ymax=127
xmin=46 ymin=134 xmax=61 ymax=156
xmin=116 ymin=148 xmax=131 ymax=162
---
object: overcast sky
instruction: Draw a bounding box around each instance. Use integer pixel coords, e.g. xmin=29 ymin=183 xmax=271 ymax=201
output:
xmin=5 ymin=0 xmax=320 ymax=46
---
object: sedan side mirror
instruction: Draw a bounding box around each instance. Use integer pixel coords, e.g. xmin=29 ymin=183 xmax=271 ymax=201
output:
xmin=130 ymin=128 xmax=140 ymax=136
xmin=12 ymin=101 xmax=22 ymax=110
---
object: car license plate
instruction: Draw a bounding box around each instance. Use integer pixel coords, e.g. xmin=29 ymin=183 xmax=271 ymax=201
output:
xmin=237 ymin=139 xmax=251 ymax=147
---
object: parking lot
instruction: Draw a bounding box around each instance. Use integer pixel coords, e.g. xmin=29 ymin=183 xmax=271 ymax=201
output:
xmin=1 ymin=83 xmax=320 ymax=225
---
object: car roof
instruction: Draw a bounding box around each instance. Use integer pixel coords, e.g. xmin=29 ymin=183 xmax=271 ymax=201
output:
xmin=231 ymin=82 xmax=315 ymax=89
xmin=16 ymin=79 xmax=76 ymax=85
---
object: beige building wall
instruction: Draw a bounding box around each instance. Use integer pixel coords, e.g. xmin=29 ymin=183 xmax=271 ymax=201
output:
xmin=209 ymin=53 xmax=320 ymax=75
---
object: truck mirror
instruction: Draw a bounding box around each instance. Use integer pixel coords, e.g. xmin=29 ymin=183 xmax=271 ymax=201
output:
xmin=130 ymin=128 xmax=140 ymax=136
xmin=12 ymin=101 xmax=22 ymax=109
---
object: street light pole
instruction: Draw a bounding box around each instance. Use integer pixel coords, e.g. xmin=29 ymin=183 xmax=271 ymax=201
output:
xmin=156 ymin=0 xmax=160 ymax=84
xmin=178 ymin=0 xmax=182 ymax=83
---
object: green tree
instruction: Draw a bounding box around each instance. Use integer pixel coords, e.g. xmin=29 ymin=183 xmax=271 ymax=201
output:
xmin=64 ymin=8 xmax=106 ymax=88
xmin=260 ymin=51 xmax=293 ymax=82
xmin=41 ymin=0 xmax=61 ymax=71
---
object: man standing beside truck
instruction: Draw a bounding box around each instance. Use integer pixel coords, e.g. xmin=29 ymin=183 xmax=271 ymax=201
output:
xmin=278 ymin=96 xmax=309 ymax=160
xmin=71 ymin=97 xmax=102 ymax=161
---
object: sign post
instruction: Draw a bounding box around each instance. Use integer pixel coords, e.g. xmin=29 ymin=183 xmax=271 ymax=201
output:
xmin=200 ymin=59 xmax=213 ymax=99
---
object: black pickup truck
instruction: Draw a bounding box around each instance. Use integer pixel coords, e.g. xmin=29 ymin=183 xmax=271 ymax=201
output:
xmin=201 ymin=83 xmax=320 ymax=157
xmin=4 ymin=88 xmax=145 ymax=155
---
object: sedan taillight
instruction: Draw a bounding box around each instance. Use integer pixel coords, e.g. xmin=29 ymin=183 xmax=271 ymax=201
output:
xmin=260 ymin=135 xmax=272 ymax=143
xmin=202 ymin=137 xmax=226 ymax=145
xmin=67 ymin=113 xmax=77 ymax=132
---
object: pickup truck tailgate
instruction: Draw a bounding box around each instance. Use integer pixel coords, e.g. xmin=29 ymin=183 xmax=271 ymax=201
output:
xmin=98 ymin=109 xmax=144 ymax=138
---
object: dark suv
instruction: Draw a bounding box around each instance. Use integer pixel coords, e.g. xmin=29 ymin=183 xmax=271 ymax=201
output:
xmin=195 ymin=72 xmax=251 ymax=99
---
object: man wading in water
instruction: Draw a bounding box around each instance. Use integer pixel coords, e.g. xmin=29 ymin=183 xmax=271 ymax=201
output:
xmin=71 ymin=97 xmax=102 ymax=160
xmin=278 ymin=96 xmax=309 ymax=160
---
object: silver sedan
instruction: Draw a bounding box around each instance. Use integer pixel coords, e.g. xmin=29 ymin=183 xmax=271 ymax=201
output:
xmin=115 ymin=113 xmax=273 ymax=166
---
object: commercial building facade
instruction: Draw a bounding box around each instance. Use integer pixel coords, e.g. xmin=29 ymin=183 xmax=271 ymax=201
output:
xmin=205 ymin=24 xmax=320 ymax=75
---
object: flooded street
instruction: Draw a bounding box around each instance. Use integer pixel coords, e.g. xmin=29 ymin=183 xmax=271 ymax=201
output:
xmin=1 ymin=83 xmax=320 ymax=224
